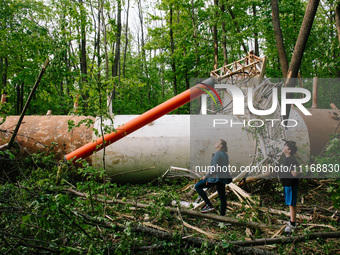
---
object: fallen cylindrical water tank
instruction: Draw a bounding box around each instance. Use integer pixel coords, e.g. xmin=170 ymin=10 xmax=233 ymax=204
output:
xmin=0 ymin=108 xmax=339 ymax=183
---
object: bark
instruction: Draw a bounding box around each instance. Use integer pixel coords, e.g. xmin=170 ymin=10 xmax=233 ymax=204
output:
xmin=191 ymin=0 xmax=199 ymax=72
xmin=253 ymin=4 xmax=259 ymax=57
xmin=169 ymin=4 xmax=177 ymax=95
xmin=16 ymin=84 xmax=20 ymax=115
xmin=79 ymin=213 xmax=276 ymax=255
xmin=79 ymin=0 xmax=87 ymax=83
xmin=1 ymin=57 xmax=8 ymax=91
xmin=271 ymin=0 xmax=289 ymax=78
xmin=20 ymin=82 xmax=24 ymax=113
xmin=138 ymin=0 xmax=150 ymax=101
xmin=64 ymin=188 xmax=281 ymax=230
xmin=227 ymin=7 xmax=248 ymax=54
xmin=103 ymin=2 xmax=109 ymax=81
xmin=284 ymin=0 xmax=320 ymax=119
xmin=220 ymin=3 xmax=228 ymax=65
xmin=335 ymin=2 xmax=340 ymax=44
xmin=122 ymin=0 xmax=130 ymax=78
xmin=231 ymin=231 xmax=340 ymax=246
xmin=89 ymin=0 xmax=97 ymax=73
xmin=183 ymin=47 xmax=190 ymax=90
xmin=286 ymin=0 xmax=320 ymax=82
xmin=97 ymin=0 xmax=101 ymax=81
xmin=213 ymin=0 xmax=219 ymax=70
xmin=110 ymin=0 xmax=122 ymax=114
xmin=112 ymin=0 xmax=122 ymax=78
xmin=7 ymin=60 xmax=49 ymax=150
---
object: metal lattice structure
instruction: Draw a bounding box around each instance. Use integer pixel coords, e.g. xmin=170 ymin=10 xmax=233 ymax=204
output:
xmin=210 ymin=52 xmax=266 ymax=84
xmin=207 ymin=54 xmax=286 ymax=180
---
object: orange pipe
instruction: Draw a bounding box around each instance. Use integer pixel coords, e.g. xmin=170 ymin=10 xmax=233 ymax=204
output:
xmin=65 ymin=79 xmax=215 ymax=161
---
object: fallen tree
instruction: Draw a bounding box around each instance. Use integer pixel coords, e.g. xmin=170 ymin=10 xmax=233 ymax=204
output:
xmin=64 ymin=188 xmax=282 ymax=230
xmin=80 ymin=210 xmax=340 ymax=253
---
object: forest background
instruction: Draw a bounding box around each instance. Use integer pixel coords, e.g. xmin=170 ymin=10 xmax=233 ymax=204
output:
xmin=0 ymin=0 xmax=339 ymax=118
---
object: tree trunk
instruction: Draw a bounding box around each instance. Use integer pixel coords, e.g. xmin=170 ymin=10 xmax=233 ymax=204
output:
xmin=122 ymin=0 xmax=130 ymax=78
xmin=271 ymin=0 xmax=289 ymax=78
xmin=112 ymin=0 xmax=121 ymax=78
xmin=20 ymin=82 xmax=24 ymax=113
xmin=16 ymin=84 xmax=20 ymax=115
xmin=286 ymin=0 xmax=320 ymax=81
xmin=103 ymin=2 xmax=109 ymax=81
xmin=110 ymin=0 xmax=122 ymax=114
xmin=335 ymin=2 xmax=340 ymax=44
xmin=213 ymin=0 xmax=219 ymax=70
xmin=191 ymin=0 xmax=200 ymax=74
xmin=138 ymin=0 xmax=150 ymax=101
xmin=97 ymin=0 xmax=101 ymax=82
xmin=183 ymin=47 xmax=190 ymax=90
xmin=79 ymin=0 xmax=87 ymax=83
xmin=220 ymin=3 xmax=228 ymax=65
xmin=169 ymin=4 xmax=177 ymax=95
xmin=79 ymin=0 xmax=88 ymax=109
xmin=227 ymin=7 xmax=248 ymax=54
xmin=0 ymin=57 xmax=8 ymax=91
xmin=284 ymin=0 xmax=320 ymax=120
xmin=253 ymin=4 xmax=259 ymax=57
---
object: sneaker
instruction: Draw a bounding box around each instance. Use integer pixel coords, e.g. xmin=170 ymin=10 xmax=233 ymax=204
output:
xmin=201 ymin=205 xmax=215 ymax=213
xmin=284 ymin=221 xmax=296 ymax=234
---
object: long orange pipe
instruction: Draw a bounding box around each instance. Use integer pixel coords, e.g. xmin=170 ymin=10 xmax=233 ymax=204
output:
xmin=65 ymin=78 xmax=215 ymax=161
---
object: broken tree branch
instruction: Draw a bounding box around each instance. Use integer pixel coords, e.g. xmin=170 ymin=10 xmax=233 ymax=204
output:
xmin=63 ymin=188 xmax=281 ymax=230
xmin=229 ymin=201 xmax=311 ymax=221
xmin=7 ymin=59 xmax=49 ymax=150
xmin=230 ymin=231 xmax=340 ymax=246
xmin=86 ymin=211 xmax=277 ymax=255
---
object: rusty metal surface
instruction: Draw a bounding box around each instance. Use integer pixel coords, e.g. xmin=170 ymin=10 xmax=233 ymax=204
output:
xmin=296 ymin=108 xmax=340 ymax=157
xmin=0 ymin=116 xmax=94 ymax=161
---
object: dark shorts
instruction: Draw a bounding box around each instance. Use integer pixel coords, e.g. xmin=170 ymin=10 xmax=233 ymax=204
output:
xmin=284 ymin=186 xmax=298 ymax=206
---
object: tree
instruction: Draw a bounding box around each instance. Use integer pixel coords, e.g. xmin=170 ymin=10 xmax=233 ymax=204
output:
xmin=271 ymin=0 xmax=288 ymax=78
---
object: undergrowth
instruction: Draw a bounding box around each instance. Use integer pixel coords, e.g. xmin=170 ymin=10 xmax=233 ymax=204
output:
xmin=0 ymin=143 xmax=339 ymax=254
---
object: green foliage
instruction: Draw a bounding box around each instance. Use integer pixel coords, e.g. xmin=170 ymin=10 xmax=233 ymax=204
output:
xmin=0 ymin=0 xmax=338 ymax=119
xmin=314 ymin=135 xmax=340 ymax=208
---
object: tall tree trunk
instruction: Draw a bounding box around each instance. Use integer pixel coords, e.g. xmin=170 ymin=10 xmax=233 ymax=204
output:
xmin=138 ymin=0 xmax=150 ymax=101
xmin=122 ymin=0 xmax=130 ymax=78
xmin=183 ymin=46 xmax=190 ymax=90
xmin=213 ymin=0 xmax=219 ymax=70
xmin=191 ymin=0 xmax=200 ymax=75
xmin=286 ymin=0 xmax=320 ymax=82
xmin=169 ymin=4 xmax=177 ymax=95
xmin=271 ymin=0 xmax=289 ymax=78
xmin=112 ymin=0 xmax=122 ymax=77
xmin=79 ymin=0 xmax=87 ymax=82
xmin=0 ymin=57 xmax=8 ymax=91
xmin=103 ymin=2 xmax=109 ymax=81
xmin=97 ymin=0 xmax=101 ymax=82
xmin=284 ymin=0 xmax=320 ymax=120
xmin=138 ymin=0 xmax=145 ymax=72
xmin=20 ymin=82 xmax=24 ymax=113
xmin=79 ymin=0 xmax=88 ymax=109
xmin=253 ymin=4 xmax=259 ymax=57
xmin=227 ymin=7 xmax=248 ymax=54
xmin=220 ymin=3 xmax=228 ymax=65
xmin=335 ymin=2 xmax=340 ymax=44
xmin=89 ymin=0 xmax=97 ymax=73
xmin=16 ymin=84 xmax=20 ymax=115
xmin=111 ymin=0 xmax=122 ymax=113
